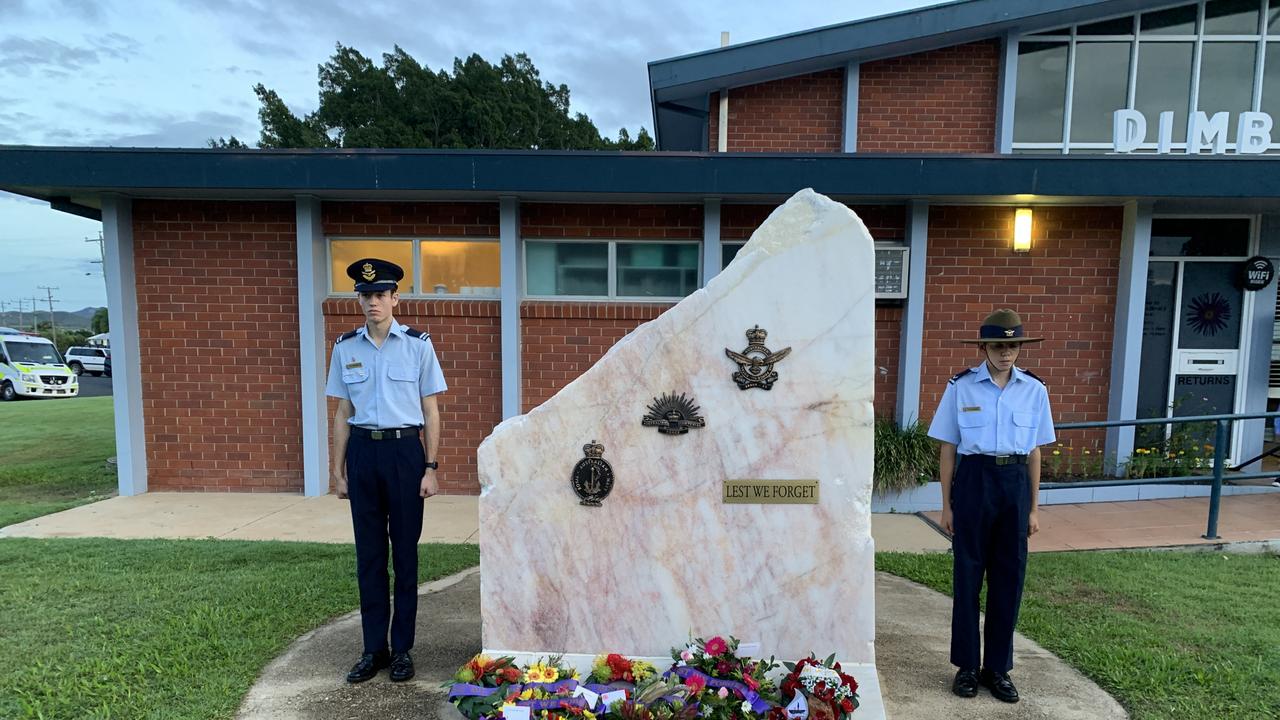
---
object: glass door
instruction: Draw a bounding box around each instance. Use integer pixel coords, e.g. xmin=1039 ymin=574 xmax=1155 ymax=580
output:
xmin=1136 ymin=218 xmax=1254 ymax=461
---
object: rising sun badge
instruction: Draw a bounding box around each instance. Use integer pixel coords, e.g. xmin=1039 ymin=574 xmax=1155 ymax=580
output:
xmin=640 ymin=392 xmax=707 ymax=435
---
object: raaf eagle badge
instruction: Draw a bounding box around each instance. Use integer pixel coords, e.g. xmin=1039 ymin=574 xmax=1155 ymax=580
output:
xmin=361 ymin=262 xmax=377 ymax=281
xmin=725 ymin=325 xmax=791 ymax=391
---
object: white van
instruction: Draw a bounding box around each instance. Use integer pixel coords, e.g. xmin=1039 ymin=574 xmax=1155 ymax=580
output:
xmin=0 ymin=329 xmax=78 ymax=401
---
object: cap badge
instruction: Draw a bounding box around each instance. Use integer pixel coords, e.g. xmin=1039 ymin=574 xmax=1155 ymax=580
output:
xmin=361 ymin=263 xmax=376 ymax=281
xmin=1004 ymin=329 xmax=1015 ymax=337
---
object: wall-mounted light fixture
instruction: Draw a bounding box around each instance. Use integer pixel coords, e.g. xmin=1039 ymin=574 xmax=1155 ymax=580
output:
xmin=1013 ymin=208 xmax=1033 ymax=253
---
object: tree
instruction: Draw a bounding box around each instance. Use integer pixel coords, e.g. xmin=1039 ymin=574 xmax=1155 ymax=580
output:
xmin=210 ymin=45 xmax=653 ymax=151
xmin=91 ymin=307 xmax=109 ymax=335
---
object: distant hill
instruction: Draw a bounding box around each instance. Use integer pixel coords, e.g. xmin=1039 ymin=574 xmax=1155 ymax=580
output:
xmin=0 ymin=306 xmax=103 ymax=331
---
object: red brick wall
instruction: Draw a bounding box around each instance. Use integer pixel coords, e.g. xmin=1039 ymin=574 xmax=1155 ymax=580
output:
xmin=323 ymin=201 xmax=499 ymax=236
xmin=322 ymin=299 xmax=499 ymax=495
xmin=708 ymin=69 xmax=845 ymax=152
xmin=919 ymin=205 xmax=1123 ymax=449
xmin=520 ymin=203 xmax=702 ymax=239
xmin=723 ymin=203 xmax=907 ymax=415
xmin=858 ymin=41 xmax=999 ymax=153
xmin=132 ymin=200 xmax=302 ymax=492
xmin=322 ymin=202 xmax=502 ymax=495
xmin=521 ymin=303 xmax=672 ymax=412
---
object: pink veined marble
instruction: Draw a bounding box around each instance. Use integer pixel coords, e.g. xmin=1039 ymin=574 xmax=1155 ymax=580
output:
xmin=478 ymin=189 xmax=877 ymax=664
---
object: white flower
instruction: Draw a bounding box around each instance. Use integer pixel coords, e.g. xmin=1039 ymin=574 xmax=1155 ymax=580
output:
xmin=741 ymin=701 xmax=753 ymax=714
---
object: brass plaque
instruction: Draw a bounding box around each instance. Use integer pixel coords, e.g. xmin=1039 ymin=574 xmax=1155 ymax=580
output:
xmin=722 ymin=480 xmax=819 ymax=504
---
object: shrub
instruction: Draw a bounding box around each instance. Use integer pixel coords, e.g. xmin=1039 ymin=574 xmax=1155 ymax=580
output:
xmin=874 ymin=417 xmax=939 ymax=494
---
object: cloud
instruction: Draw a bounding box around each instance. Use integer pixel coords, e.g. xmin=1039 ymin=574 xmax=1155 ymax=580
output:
xmin=0 ymin=32 xmax=139 ymax=76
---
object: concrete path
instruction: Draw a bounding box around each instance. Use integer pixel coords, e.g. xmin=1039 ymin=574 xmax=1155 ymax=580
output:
xmin=0 ymin=492 xmax=947 ymax=552
xmin=9 ymin=490 xmax=1278 ymax=553
xmin=0 ymin=493 xmax=480 ymax=544
xmin=235 ymin=569 xmax=1127 ymax=720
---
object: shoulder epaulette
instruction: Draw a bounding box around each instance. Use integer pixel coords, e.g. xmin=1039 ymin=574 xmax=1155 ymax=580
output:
xmin=402 ymin=326 xmax=431 ymax=341
xmin=334 ymin=329 xmax=359 ymax=345
xmin=949 ymin=368 xmax=977 ymax=385
xmin=1021 ymin=368 xmax=1046 ymax=386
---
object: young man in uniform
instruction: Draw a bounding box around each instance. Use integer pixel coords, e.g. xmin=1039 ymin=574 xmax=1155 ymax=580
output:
xmin=326 ymin=258 xmax=447 ymax=684
xmin=927 ymin=309 xmax=1054 ymax=704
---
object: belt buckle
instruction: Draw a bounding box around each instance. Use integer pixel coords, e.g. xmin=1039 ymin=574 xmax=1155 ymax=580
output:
xmin=995 ymin=455 xmax=1010 ymax=466
xmin=370 ymin=430 xmax=384 ymax=440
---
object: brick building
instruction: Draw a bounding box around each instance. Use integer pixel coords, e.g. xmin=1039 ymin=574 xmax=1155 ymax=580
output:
xmin=1 ymin=0 xmax=1278 ymax=497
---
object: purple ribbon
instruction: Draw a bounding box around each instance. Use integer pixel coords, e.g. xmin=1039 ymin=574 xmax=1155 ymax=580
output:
xmin=448 ymin=679 xmax=580 ymax=701
xmin=668 ymin=667 xmax=772 ymax=714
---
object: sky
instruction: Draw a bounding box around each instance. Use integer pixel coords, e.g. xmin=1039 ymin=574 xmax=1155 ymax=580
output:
xmin=0 ymin=0 xmax=936 ymax=311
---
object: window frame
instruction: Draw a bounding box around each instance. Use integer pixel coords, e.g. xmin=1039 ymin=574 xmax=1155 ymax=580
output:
xmin=326 ymin=236 xmax=501 ymax=299
xmin=1011 ymin=0 xmax=1280 ymax=154
xmin=522 ymin=237 xmax=702 ymax=302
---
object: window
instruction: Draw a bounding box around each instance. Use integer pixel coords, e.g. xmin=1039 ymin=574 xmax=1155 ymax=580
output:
xmin=525 ymin=240 xmax=700 ymax=300
xmin=1012 ymin=1 xmax=1280 ymax=153
xmin=420 ymin=241 xmax=500 ymax=296
xmin=722 ymin=242 xmax=745 ymax=269
xmin=328 ymin=238 xmax=500 ymax=297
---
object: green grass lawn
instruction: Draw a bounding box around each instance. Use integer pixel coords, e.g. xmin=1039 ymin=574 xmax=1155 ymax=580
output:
xmin=0 ymin=538 xmax=480 ymax=720
xmin=0 ymin=396 xmax=116 ymax=527
xmin=878 ymin=551 xmax=1280 ymax=720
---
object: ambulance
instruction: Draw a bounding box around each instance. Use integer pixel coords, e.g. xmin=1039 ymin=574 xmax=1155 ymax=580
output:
xmin=0 ymin=328 xmax=78 ymax=400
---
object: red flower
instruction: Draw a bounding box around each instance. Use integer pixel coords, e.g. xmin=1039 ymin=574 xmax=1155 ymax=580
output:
xmin=704 ymin=637 xmax=728 ymax=656
xmin=501 ymin=667 xmax=522 ymax=683
xmin=685 ymin=673 xmax=707 ymax=694
xmin=715 ymin=660 xmax=733 ymax=676
xmin=607 ymin=654 xmax=632 ymax=674
xmin=743 ymin=674 xmax=759 ymax=691
xmin=840 ymin=699 xmax=853 ymax=713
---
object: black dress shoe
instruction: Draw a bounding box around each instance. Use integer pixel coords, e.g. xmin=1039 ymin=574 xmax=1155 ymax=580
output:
xmin=389 ymin=652 xmax=415 ymax=682
xmin=980 ymin=669 xmax=1020 ymax=703
xmin=952 ymin=668 xmax=979 ymax=698
xmin=346 ymin=651 xmax=391 ymax=683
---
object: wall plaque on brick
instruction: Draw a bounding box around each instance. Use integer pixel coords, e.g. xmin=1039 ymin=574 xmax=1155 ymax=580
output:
xmin=874 ymin=245 xmax=908 ymax=299
xmin=723 ymin=479 xmax=819 ymax=504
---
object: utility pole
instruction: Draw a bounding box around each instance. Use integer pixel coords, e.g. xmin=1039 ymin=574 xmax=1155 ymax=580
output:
xmin=9 ymin=299 xmax=25 ymax=331
xmin=30 ymin=296 xmax=40 ymax=333
xmin=38 ymin=286 xmax=59 ymax=345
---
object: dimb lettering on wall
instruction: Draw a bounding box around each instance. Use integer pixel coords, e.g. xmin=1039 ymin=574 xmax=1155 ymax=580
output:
xmin=1113 ymin=109 xmax=1274 ymax=155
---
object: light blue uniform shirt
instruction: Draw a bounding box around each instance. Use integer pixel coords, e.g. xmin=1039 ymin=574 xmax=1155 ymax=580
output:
xmin=325 ymin=321 xmax=447 ymax=429
xmin=927 ymin=363 xmax=1055 ymax=456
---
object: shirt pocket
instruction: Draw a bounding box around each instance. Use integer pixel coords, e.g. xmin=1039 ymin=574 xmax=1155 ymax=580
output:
xmin=387 ymin=364 xmax=418 ymax=383
xmin=957 ymin=411 xmax=986 ymax=429
xmin=342 ymin=367 xmax=369 ymax=384
xmin=1012 ymin=412 xmax=1036 ymax=450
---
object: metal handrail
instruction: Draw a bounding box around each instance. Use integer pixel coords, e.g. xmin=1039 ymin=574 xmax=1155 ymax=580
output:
xmin=1046 ymin=410 xmax=1280 ymax=540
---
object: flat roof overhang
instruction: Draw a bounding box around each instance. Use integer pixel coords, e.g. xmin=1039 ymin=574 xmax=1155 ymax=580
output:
xmin=5 ymin=146 xmax=1280 ymax=220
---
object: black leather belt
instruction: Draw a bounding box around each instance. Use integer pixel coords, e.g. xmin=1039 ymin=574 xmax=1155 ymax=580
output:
xmin=969 ymin=453 xmax=1028 ymax=466
xmin=350 ymin=426 xmax=421 ymax=440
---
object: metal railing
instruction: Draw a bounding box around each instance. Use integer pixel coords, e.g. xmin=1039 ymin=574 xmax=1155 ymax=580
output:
xmin=1049 ymin=411 xmax=1280 ymax=540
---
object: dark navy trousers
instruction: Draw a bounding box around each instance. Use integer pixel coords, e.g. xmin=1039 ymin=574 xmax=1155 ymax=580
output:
xmin=950 ymin=454 xmax=1031 ymax=673
xmin=346 ymin=433 xmax=426 ymax=655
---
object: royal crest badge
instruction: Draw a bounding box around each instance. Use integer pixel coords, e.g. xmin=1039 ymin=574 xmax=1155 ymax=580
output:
xmin=361 ymin=262 xmax=377 ymax=281
xmin=640 ymin=392 xmax=706 ymax=435
xmin=571 ymin=440 xmax=614 ymax=507
xmin=725 ymin=325 xmax=792 ymax=390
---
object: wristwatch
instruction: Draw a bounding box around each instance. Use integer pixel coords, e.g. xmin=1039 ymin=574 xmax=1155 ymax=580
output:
xmin=425 ymin=461 xmax=439 ymax=470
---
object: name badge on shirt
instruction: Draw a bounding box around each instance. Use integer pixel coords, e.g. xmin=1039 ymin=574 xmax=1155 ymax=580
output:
xmin=345 ymin=362 xmax=363 ymax=369
xmin=961 ymin=406 xmax=982 ymax=412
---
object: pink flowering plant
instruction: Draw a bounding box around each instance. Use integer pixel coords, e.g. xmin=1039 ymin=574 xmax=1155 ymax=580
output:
xmin=668 ymin=636 xmax=778 ymax=720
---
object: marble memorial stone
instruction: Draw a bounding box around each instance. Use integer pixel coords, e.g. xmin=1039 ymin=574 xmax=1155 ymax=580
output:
xmin=477 ymin=188 xmax=880 ymax=713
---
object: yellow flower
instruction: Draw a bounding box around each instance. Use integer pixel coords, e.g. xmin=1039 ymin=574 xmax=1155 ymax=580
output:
xmin=1052 ymin=450 xmax=1061 ymax=456
xmin=544 ymin=667 xmax=560 ymax=683
xmin=526 ymin=664 xmax=551 ymax=683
